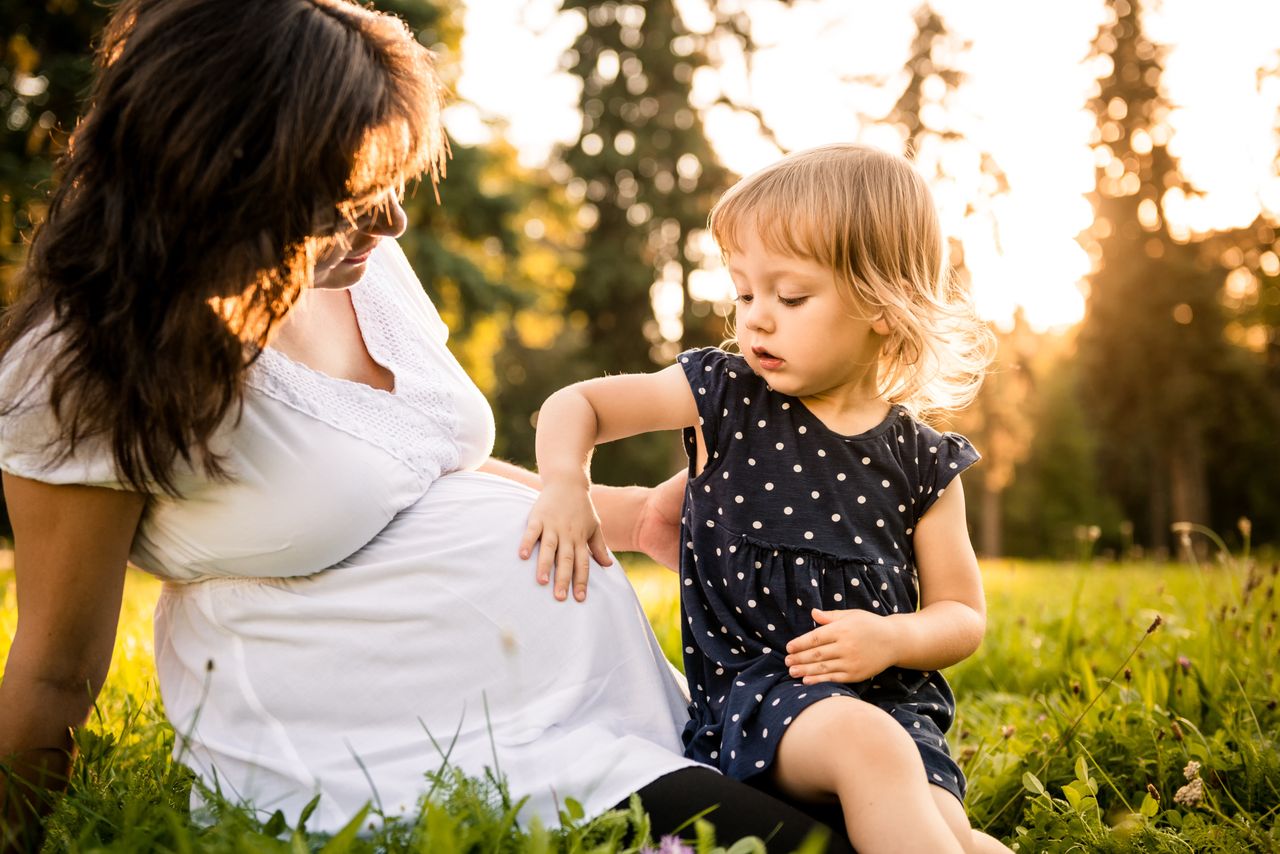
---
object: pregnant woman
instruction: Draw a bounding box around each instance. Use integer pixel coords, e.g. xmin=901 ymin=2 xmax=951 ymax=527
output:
xmin=0 ymin=0 xmax=851 ymax=850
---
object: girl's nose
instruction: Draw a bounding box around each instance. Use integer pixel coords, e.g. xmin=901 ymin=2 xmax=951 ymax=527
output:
xmin=744 ymin=302 xmax=772 ymax=333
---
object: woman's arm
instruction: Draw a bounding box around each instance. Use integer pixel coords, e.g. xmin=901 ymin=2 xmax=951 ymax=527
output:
xmin=0 ymin=474 xmax=145 ymax=852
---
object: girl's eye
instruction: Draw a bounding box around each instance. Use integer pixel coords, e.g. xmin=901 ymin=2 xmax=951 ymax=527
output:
xmin=735 ymin=294 xmax=753 ymax=304
xmin=779 ymin=295 xmax=808 ymax=307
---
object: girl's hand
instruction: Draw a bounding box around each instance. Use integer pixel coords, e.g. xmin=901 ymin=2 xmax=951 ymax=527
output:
xmin=519 ymin=479 xmax=613 ymax=602
xmin=784 ymin=608 xmax=901 ymax=685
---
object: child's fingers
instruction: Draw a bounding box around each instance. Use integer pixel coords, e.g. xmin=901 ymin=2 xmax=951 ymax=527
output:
xmin=573 ymin=546 xmax=590 ymax=602
xmin=785 ymin=625 xmax=836 ymax=655
xmin=801 ymin=671 xmax=853 ymax=686
xmin=553 ymin=541 xmax=576 ymax=601
xmin=536 ymin=532 xmax=558 ymax=587
xmin=785 ymin=640 xmax=839 ymax=670
xmin=788 ymin=657 xmax=843 ymax=679
xmin=519 ymin=519 xmax=542 ymax=561
xmin=587 ymin=528 xmax=613 ymax=567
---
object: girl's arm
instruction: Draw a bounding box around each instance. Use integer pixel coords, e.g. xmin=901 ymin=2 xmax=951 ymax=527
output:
xmin=0 ymin=474 xmax=146 ymax=852
xmin=519 ymin=365 xmax=698 ymax=601
xmin=784 ymin=477 xmax=985 ymax=682
xmin=884 ymin=476 xmax=986 ymax=669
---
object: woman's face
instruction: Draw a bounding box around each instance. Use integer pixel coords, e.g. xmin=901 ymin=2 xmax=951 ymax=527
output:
xmin=312 ymin=193 xmax=408 ymax=290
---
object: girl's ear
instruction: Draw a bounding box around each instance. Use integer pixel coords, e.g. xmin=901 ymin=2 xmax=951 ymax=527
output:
xmin=870 ymin=314 xmax=891 ymax=336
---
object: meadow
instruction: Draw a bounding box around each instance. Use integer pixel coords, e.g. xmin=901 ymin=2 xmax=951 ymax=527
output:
xmin=1 ymin=550 xmax=1276 ymax=853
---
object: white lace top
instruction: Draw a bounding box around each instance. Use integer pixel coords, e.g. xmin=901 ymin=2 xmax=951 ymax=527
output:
xmin=0 ymin=240 xmax=496 ymax=582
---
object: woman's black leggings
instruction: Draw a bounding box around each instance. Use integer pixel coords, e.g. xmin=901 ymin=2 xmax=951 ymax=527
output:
xmin=620 ymin=767 xmax=854 ymax=853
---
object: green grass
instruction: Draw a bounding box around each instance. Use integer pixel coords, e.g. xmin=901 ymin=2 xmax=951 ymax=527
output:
xmin=2 ymin=553 xmax=1277 ymax=852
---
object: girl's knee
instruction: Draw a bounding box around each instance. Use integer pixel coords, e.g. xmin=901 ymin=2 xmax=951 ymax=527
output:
xmin=791 ymin=697 xmax=918 ymax=766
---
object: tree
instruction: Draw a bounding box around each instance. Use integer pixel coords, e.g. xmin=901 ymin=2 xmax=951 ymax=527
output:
xmin=509 ymin=0 xmax=736 ymax=486
xmin=1076 ymin=0 xmax=1250 ymax=555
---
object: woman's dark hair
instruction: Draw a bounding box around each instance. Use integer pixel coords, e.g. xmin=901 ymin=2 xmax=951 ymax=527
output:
xmin=0 ymin=0 xmax=447 ymax=493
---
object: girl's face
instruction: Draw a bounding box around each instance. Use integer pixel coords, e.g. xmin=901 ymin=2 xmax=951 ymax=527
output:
xmin=729 ymin=227 xmax=889 ymax=405
xmin=312 ymin=193 xmax=408 ymax=290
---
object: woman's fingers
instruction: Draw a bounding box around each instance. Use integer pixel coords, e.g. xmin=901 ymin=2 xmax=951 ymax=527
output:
xmin=587 ymin=527 xmax=613 ymax=568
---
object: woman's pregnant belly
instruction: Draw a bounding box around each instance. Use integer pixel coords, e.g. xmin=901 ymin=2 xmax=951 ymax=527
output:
xmin=154 ymin=471 xmax=694 ymax=830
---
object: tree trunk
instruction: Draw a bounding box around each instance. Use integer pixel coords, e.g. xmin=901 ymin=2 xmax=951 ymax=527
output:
xmin=1169 ymin=423 xmax=1210 ymax=560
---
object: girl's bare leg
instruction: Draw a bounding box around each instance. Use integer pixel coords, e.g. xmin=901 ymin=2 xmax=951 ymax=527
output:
xmin=771 ymin=696 xmax=964 ymax=854
xmin=930 ymin=788 xmax=1016 ymax=854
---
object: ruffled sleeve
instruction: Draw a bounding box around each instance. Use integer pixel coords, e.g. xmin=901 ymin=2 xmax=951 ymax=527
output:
xmin=0 ymin=325 xmax=127 ymax=489
xmin=912 ymin=424 xmax=979 ymax=519
xmin=676 ymin=346 xmax=757 ymax=465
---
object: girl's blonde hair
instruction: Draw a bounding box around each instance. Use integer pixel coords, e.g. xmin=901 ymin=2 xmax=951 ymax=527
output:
xmin=710 ymin=143 xmax=994 ymax=418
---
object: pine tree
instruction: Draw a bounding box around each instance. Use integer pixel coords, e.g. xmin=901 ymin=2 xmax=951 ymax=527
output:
xmin=545 ymin=0 xmax=734 ymax=485
xmin=1077 ymin=0 xmax=1240 ymax=554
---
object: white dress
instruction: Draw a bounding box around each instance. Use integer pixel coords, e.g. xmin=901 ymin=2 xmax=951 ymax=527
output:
xmin=0 ymin=241 xmax=699 ymax=832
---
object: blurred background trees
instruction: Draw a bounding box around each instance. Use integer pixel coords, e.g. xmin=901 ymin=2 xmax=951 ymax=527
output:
xmin=2 ymin=0 xmax=1278 ymax=556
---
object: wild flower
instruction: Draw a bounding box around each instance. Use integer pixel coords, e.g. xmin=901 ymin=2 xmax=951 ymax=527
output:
xmin=1177 ymin=655 xmax=1192 ymax=673
xmin=640 ymin=836 xmax=696 ymax=854
xmin=1173 ymin=776 xmax=1204 ymax=808
xmin=1182 ymin=760 xmax=1201 ymax=781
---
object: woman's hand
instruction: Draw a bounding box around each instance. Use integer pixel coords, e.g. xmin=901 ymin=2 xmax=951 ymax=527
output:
xmin=784 ymin=608 xmax=902 ymax=685
xmin=631 ymin=470 xmax=687 ymax=571
xmin=519 ymin=478 xmax=613 ymax=602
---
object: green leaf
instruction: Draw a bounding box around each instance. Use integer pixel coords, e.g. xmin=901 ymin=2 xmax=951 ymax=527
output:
xmin=724 ymin=837 xmax=768 ymax=854
xmin=1139 ymin=793 xmax=1159 ymax=818
xmin=263 ymin=809 xmax=287 ymax=837
xmin=1022 ymin=772 xmax=1046 ymax=796
xmin=564 ymin=796 xmax=585 ymax=822
xmin=295 ymin=793 xmax=321 ymax=834
xmin=317 ymin=804 xmax=370 ymax=854
xmin=1064 ymin=785 xmax=1082 ymax=811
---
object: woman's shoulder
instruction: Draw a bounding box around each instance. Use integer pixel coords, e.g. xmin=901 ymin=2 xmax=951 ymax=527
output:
xmin=361 ymin=239 xmax=449 ymax=344
xmin=0 ymin=318 xmax=126 ymax=488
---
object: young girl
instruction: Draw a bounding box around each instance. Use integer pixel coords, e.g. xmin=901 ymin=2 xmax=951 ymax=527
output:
xmin=522 ymin=143 xmax=1009 ymax=853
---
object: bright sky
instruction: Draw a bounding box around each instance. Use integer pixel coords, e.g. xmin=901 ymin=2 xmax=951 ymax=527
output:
xmin=446 ymin=0 xmax=1280 ymax=332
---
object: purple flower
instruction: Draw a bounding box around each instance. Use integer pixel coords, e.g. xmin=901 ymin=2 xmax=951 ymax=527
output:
xmin=640 ymin=836 xmax=696 ymax=854
xmin=1177 ymin=656 xmax=1192 ymax=673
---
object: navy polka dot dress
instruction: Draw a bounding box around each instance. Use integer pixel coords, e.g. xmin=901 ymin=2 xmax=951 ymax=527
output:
xmin=676 ymin=347 xmax=980 ymax=803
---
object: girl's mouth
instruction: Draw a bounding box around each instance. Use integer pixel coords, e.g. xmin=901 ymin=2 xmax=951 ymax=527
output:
xmin=751 ymin=346 xmax=783 ymax=370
